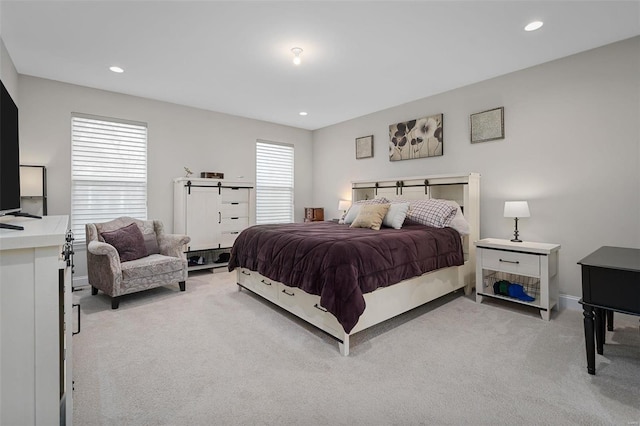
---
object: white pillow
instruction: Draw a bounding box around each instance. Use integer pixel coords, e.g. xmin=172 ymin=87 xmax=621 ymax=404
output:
xmin=341 ymin=198 xmax=389 ymax=224
xmin=440 ymin=200 xmax=470 ymax=235
xmin=382 ymin=202 xmax=410 ymax=229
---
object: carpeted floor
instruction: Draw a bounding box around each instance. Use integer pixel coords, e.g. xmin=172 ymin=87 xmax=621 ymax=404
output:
xmin=72 ymin=270 xmax=640 ymax=425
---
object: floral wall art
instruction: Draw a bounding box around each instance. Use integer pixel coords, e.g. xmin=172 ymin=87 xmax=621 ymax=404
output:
xmin=389 ymin=113 xmax=443 ymax=161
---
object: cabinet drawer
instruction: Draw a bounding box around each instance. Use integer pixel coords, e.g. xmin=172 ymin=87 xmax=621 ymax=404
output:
xmin=221 ymin=188 xmax=249 ymax=203
xmin=276 ymin=283 xmax=341 ymax=334
xmin=237 ymin=269 xmax=277 ymax=301
xmin=219 ymin=231 xmax=241 ymax=248
xmin=220 ymin=202 xmax=248 ymax=217
xmin=482 ymin=249 xmax=540 ymax=277
xmin=220 ymin=217 xmax=249 ymax=231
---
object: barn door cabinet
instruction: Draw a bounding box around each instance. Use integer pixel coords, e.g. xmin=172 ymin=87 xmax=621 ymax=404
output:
xmin=173 ymin=177 xmax=253 ymax=271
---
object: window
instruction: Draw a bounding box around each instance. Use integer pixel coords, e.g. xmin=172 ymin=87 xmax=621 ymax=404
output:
xmin=71 ymin=114 xmax=147 ymax=241
xmin=256 ymin=140 xmax=294 ymax=224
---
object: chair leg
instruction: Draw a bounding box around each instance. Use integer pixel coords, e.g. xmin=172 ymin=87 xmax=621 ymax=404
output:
xmin=179 ymin=281 xmax=186 ymax=292
xmin=111 ymin=297 xmax=120 ymax=310
xmin=91 ymin=286 xmax=98 ymax=295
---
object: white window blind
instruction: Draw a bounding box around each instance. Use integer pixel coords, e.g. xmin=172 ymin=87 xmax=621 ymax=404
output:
xmin=256 ymin=141 xmax=294 ymax=224
xmin=71 ymin=115 xmax=147 ymax=241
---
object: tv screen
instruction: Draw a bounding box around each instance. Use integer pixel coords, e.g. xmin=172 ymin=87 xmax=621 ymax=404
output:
xmin=1 ymin=79 xmax=21 ymax=216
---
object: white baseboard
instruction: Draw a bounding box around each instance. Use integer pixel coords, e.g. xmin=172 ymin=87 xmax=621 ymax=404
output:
xmin=559 ymin=293 xmax=581 ymax=311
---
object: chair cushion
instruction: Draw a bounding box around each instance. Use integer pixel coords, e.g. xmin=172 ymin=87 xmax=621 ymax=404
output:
xmin=100 ymin=223 xmax=148 ymax=262
xmin=121 ymin=254 xmax=185 ymax=281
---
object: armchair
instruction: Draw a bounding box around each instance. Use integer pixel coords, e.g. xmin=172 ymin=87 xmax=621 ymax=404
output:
xmin=86 ymin=217 xmax=190 ymax=309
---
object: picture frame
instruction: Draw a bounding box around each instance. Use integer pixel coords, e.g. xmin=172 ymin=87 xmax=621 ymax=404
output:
xmin=355 ymin=135 xmax=374 ymax=159
xmin=470 ymin=107 xmax=504 ymax=143
xmin=389 ymin=113 xmax=443 ymax=161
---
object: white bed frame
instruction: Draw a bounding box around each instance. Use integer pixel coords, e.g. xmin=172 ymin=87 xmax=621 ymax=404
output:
xmin=236 ymin=173 xmax=480 ymax=355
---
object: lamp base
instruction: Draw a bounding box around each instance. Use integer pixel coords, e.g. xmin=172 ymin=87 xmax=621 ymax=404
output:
xmin=511 ymin=217 xmax=522 ymax=242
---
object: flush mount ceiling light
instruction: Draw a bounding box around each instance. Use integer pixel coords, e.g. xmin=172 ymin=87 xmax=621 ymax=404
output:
xmin=109 ymin=66 xmax=124 ymax=73
xmin=524 ymin=21 xmax=544 ymax=31
xmin=291 ymin=47 xmax=303 ymax=65
xmin=299 ymin=111 xmax=308 ymax=116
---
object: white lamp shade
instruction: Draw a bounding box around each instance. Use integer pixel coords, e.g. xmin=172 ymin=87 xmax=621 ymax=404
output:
xmin=338 ymin=200 xmax=351 ymax=211
xmin=504 ymin=201 xmax=530 ymax=218
xmin=20 ymin=166 xmax=44 ymax=197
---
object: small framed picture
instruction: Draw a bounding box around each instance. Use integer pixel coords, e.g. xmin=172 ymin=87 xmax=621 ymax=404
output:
xmin=355 ymin=135 xmax=373 ymax=159
xmin=470 ymin=107 xmax=504 ymax=143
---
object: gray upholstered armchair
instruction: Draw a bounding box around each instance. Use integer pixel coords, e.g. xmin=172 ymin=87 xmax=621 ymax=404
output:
xmin=86 ymin=217 xmax=190 ymax=309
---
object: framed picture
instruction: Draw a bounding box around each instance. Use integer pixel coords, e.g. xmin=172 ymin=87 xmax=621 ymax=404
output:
xmin=389 ymin=113 xmax=443 ymax=161
xmin=470 ymin=107 xmax=504 ymax=143
xmin=355 ymin=135 xmax=373 ymax=159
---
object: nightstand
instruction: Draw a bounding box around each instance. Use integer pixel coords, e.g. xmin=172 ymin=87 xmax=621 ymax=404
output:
xmin=475 ymin=238 xmax=561 ymax=320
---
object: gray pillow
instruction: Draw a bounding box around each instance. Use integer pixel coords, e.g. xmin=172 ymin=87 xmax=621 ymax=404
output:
xmin=100 ymin=223 xmax=148 ymax=262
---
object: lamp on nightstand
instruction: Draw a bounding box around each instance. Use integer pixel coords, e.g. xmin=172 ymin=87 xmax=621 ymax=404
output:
xmin=504 ymin=201 xmax=530 ymax=242
xmin=338 ymin=200 xmax=351 ymax=215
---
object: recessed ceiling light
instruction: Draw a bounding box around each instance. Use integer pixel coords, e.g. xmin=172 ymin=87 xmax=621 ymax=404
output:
xmin=299 ymin=111 xmax=308 ymax=116
xmin=109 ymin=66 xmax=124 ymax=73
xmin=524 ymin=21 xmax=543 ymax=32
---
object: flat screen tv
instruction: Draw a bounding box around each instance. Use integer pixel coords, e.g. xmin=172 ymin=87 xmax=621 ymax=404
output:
xmin=1 ymin=79 xmax=23 ymax=229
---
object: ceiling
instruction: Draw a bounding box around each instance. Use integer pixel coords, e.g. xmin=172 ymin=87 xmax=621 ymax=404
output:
xmin=1 ymin=1 xmax=639 ymax=130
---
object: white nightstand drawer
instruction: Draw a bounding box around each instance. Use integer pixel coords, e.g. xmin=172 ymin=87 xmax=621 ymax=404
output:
xmin=482 ymin=249 xmax=540 ymax=277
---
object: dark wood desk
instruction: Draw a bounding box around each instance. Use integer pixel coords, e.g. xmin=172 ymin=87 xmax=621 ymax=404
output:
xmin=578 ymin=246 xmax=640 ymax=375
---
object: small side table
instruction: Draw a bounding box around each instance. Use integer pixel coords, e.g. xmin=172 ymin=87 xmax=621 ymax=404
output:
xmin=304 ymin=207 xmax=324 ymax=222
xmin=578 ymin=246 xmax=640 ymax=375
xmin=475 ymin=238 xmax=561 ymax=320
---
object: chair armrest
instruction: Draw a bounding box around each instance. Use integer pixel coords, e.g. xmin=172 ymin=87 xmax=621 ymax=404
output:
xmin=158 ymin=234 xmax=191 ymax=258
xmin=88 ymin=240 xmax=119 ymax=257
xmin=86 ymin=240 xmax=123 ymax=296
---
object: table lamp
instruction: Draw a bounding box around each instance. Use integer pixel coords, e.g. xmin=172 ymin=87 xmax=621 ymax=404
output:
xmin=338 ymin=200 xmax=351 ymax=215
xmin=504 ymin=201 xmax=530 ymax=242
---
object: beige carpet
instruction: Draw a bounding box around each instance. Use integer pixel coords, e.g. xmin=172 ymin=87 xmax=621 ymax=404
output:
xmin=72 ymin=270 xmax=640 ymax=425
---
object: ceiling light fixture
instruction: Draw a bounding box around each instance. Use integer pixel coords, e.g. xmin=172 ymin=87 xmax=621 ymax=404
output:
xmin=299 ymin=111 xmax=308 ymax=116
xmin=524 ymin=21 xmax=544 ymax=31
xmin=109 ymin=66 xmax=124 ymax=73
xmin=291 ymin=47 xmax=303 ymax=65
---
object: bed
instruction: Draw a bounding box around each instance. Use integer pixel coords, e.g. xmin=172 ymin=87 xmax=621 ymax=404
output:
xmin=229 ymin=173 xmax=480 ymax=355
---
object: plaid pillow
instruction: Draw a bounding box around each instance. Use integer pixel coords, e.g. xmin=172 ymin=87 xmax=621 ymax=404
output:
xmin=406 ymin=199 xmax=457 ymax=229
xmin=340 ymin=197 xmax=389 ymax=224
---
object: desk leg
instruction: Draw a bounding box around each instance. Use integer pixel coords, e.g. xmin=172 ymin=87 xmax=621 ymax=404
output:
xmin=606 ymin=310 xmax=614 ymax=331
xmin=583 ymin=305 xmax=596 ymax=375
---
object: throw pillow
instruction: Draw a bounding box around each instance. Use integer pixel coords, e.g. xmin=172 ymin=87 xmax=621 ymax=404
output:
xmin=382 ymin=202 xmax=410 ymax=229
xmin=350 ymin=204 xmax=390 ymax=230
xmin=100 ymin=223 xmax=148 ymax=262
xmin=439 ymin=200 xmax=471 ymax=236
xmin=341 ymin=198 xmax=389 ymax=224
xmin=406 ymin=199 xmax=457 ymax=229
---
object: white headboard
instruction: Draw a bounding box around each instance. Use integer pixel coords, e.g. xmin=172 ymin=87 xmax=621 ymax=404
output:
xmin=351 ymin=173 xmax=480 ymax=285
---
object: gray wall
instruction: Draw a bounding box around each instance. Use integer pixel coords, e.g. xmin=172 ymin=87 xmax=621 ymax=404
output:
xmin=1 ymin=37 xmax=18 ymax=104
xmin=15 ymin=75 xmax=313 ymax=279
xmin=312 ymin=36 xmax=640 ymax=300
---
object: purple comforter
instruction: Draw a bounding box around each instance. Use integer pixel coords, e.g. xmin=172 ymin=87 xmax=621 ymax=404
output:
xmin=228 ymin=221 xmax=464 ymax=333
